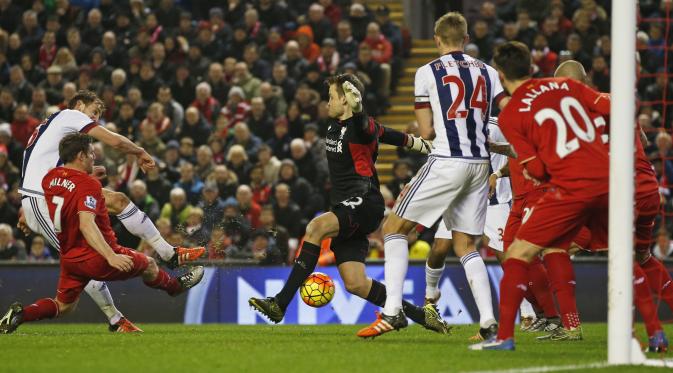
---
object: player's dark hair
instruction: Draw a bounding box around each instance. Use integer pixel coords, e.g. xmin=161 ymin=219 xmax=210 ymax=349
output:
xmin=494 ymin=41 xmax=532 ymax=81
xmin=325 ymin=73 xmax=365 ymax=98
xmin=59 ymin=133 xmax=94 ymax=164
xmin=67 ymin=89 xmax=105 ymax=112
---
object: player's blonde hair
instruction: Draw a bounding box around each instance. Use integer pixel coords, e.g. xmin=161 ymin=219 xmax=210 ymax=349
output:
xmin=434 ymin=12 xmax=468 ymax=46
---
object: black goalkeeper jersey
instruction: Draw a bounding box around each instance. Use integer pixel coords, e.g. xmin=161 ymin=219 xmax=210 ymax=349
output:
xmin=325 ymin=112 xmax=384 ymax=205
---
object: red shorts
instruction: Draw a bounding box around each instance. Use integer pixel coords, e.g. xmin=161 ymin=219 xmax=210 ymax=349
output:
xmin=572 ymin=191 xmax=660 ymax=253
xmin=57 ymin=247 xmax=149 ymax=303
xmin=503 ymin=190 xmax=548 ymax=251
xmin=516 ymin=189 xmax=609 ymax=250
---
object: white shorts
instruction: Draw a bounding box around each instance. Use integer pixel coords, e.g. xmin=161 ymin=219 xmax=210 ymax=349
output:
xmin=21 ymin=196 xmax=60 ymax=250
xmin=434 ymin=203 xmax=510 ymax=252
xmin=393 ymin=157 xmax=489 ymax=235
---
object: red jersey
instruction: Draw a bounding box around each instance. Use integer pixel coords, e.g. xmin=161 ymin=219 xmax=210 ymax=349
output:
xmin=42 ymin=167 xmax=118 ymax=262
xmin=499 ymin=77 xmax=610 ymax=198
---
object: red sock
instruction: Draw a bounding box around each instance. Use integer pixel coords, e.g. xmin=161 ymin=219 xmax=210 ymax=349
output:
xmin=634 ymin=263 xmax=662 ymax=337
xmin=640 ymin=255 xmax=673 ymax=310
xmin=23 ymin=298 xmax=59 ymax=322
xmin=523 ymin=287 xmax=543 ymax=314
xmin=497 ymin=258 xmax=530 ymax=341
xmin=144 ymin=270 xmax=181 ymax=296
xmin=529 ymin=256 xmax=558 ymax=318
xmin=543 ymin=252 xmax=580 ymax=329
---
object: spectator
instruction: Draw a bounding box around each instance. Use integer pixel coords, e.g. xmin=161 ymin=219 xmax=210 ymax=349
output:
xmin=260 ymin=28 xmax=286 ymax=63
xmin=258 ymin=204 xmax=290 ymax=262
xmin=249 ymin=164 xmax=272 ymax=206
xmin=28 ymin=87 xmax=47 ymax=120
xmin=146 ymin=167 xmax=173 ymax=206
xmin=129 ymin=179 xmax=161 ymax=222
xmin=0 ymin=223 xmax=24 ymax=260
xmin=221 ymin=86 xmax=251 ymax=124
xmin=181 ymin=106 xmax=212 ymax=147
xmin=210 ymin=164 xmax=239 ymax=200
xmin=304 ymin=123 xmax=327 ymax=166
xmin=233 ymin=62 xmax=261 ymax=100
xmin=18 ymin=10 xmax=43 ymax=52
xmin=101 ymin=31 xmax=124 ymax=68
xmin=196 ymin=145 xmax=215 ymax=181
xmin=160 ymin=187 xmax=194 ymax=227
xmin=295 ymin=25 xmax=321 ymax=63
xmin=0 ymin=88 xmax=15 ymax=123
xmin=207 ymin=225 xmax=231 ymax=260
xmin=294 ymin=84 xmax=320 ymax=121
xmin=355 ymin=44 xmax=384 ymax=114
xmin=248 ymin=96 xmax=275 ymax=141
xmin=40 ymin=65 xmax=65 ymax=105
xmin=7 ymin=66 xmax=33 ymax=105
xmin=259 ymin=82 xmax=287 ymax=118
xmin=531 ymin=34 xmax=558 ymax=77
xmin=162 ymin=140 xmax=183 ymax=183
xmin=386 ymin=159 xmax=413 ymax=199
xmin=0 ymin=123 xmax=23 ymax=173
xmin=243 ymin=43 xmax=272 ymax=81
xmin=156 ymin=85 xmax=183 ymax=137
xmin=175 ymin=162 xmax=205 ymax=205
xmin=184 ymin=207 xmax=208 ymax=246
xmin=171 ymin=64 xmax=196 ymax=109
xmin=82 ymin=8 xmax=104 ymax=46
xmin=244 ymin=8 xmax=268 ymax=46
xmin=272 ymin=182 xmax=304 ymax=238
xmin=271 ymin=62 xmax=298 ymax=104
xmin=199 ymin=181 xmax=226 ymax=234
xmin=280 ymin=40 xmax=309 ymax=81
xmin=336 ymin=20 xmax=359 ymax=64
xmin=191 ymin=82 xmax=220 ymax=125
xmin=653 ymin=229 xmax=673 ymax=260
xmin=317 ymin=38 xmax=339 ymax=75
xmin=564 ymin=33 xmax=592 ymax=71
xmin=257 ymin=144 xmax=281 ymax=185
xmin=232 ymin=184 xmax=262 ymax=228
xmin=141 ymin=102 xmax=172 ymax=140
xmin=179 ymin=136 xmax=196 ymax=164
xmin=137 ymin=121 xmax=167 ymax=159
xmin=290 ymin=138 xmax=324 ymax=188
xmin=590 ymin=55 xmax=610 ymax=93
xmin=110 ymin=69 xmax=128 ymax=97
xmin=228 ymin=122 xmax=263 ymax=163
xmin=277 ymin=159 xmax=314 ymax=216
xmin=26 ymin=236 xmax=52 ymax=262
xmin=10 ymin=104 xmax=39 ymax=148
xmin=267 ymin=116 xmax=292 ymax=160
xmin=348 ymin=3 xmax=370 ymax=42
xmin=38 ymin=31 xmax=57 ymax=69
xmin=227 ymin=144 xmax=253 ymax=185
xmin=206 ymin=62 xmax=230 ymax=104
xmin=256 ymin=0 xmax=290 ymax=29
xmin=0 ymin=187 xmax=18 ymax=226
xmin=250 ymin=229 xmax=284 ymax=265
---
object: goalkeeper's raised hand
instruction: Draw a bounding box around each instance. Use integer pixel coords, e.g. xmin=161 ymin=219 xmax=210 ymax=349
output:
xmin=342 ymin=81 xmax=363 ymax=113
xmin=405 ymin=135 xmax=434 ymax=155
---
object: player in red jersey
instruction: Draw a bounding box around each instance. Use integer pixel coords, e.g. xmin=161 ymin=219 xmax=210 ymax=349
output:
xmin=0 ymin=133 xmax=204 ymax=334
xmin=554 ymin=60 xmax=668 ymax=351
xmin=470 ymin=42 xmax=611 ymax=351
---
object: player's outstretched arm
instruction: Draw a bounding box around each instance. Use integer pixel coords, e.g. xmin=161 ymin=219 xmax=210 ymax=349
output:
xmin=489 ymin=142 xmax=517 ymax=158
xmin=88 ymin=126 xmax=155 ymax=172
xmin=79 ymin=212 xmax=134 ymax=272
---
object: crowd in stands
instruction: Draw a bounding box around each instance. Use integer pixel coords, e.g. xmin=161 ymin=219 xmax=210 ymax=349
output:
xmin=1 ymin=0 xmax=673 ymax=263
xmin=0 ymin=0 xmax=409 ymax=264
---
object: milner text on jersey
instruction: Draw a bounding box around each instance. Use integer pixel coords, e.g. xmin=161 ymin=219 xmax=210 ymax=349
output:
xmin=49 ymin=177 xmax=76 ymax=192
xmin=518 ymin=81 xmax=570 ymax=112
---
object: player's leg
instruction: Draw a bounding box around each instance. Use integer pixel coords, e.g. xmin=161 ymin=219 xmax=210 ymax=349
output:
xmin=26 ymin=196 xmax=133 ymax=331
xmin=634 ymin=191 xmax=673 ymax=310
xmin=425 ymin=225 xmax=451 ymax=305
xmin=447 ymin=163 xmax=495 ymax=338
xmin=633 ymin=263 xmax=669 ymax=352
xmin=382 ymin=157 xmax=460 ymax=320
xmin=138 ymin=253 xmax=205 ymax=296
xmin=336 ymin=260 xmax=451 ymax=337
xmin=249 ymin=211 xmax=340 ymax=322
xmin=102 ymin=189 xmax=204 ymax=268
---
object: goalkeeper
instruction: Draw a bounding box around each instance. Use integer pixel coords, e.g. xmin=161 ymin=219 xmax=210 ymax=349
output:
xmin=249 ymin=74 xmax=447 ymax=336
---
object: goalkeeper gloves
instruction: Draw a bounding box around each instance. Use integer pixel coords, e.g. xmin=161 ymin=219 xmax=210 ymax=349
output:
xmin=406 ymin=135 xmax=434 ymax=154
xmin=342 ymin=81 xmax=363 ymax=113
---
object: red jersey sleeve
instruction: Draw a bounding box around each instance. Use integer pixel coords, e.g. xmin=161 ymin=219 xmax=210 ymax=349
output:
xmin=571 ymin=79 xmax=611 ymax=116
xmin=74 ymin=180 xmax=103 ymax=215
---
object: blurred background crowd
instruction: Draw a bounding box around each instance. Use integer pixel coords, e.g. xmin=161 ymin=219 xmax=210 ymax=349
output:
xmin=0 ymin=0 xmax=672 ymax=265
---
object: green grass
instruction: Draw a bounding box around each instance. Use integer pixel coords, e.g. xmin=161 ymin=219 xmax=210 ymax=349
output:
xmin=1 ymin=323 xmax=671 ymax=372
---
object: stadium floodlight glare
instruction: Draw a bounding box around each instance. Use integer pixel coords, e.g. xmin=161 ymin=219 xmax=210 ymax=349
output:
xmin=608 ymin=0 xmax=635 ymax=365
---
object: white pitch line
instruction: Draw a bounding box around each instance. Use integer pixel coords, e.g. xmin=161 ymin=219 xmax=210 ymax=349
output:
xmin=453 ymin=362 xmax=610 ymax=373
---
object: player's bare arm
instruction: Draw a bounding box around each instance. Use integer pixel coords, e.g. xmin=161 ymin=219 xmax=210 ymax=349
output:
xmin=79 ymin=211 xmax=133 ymax=272
xmin=489 ymin=164 xmax=509 ymax=198
xmin=415 ymin=107 xmax=435 ymax=140
xmin=488 ymin=142 xmax=517 ymax=158
xmin=88 ymin=126 xmax=155 ymax=172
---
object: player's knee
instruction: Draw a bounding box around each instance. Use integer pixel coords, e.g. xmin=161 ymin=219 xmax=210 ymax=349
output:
xmin=382 ymin=214 xmax=406 ymax=235
xmin=305 ymin=218 xmax=329 ymax=241
xmin=105 ymin=191 xmax=130 ymax=215
xmin=343 ymin=278 xmax=367 ymax=296
xmin=57 ymin=300 xmax=77 ymax=315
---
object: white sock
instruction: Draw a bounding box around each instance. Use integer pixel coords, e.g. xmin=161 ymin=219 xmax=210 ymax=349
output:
xmin=519 ymin=298 xmax=536 ymax=319
xmin=84 ymin=280 xmax=123 ymax=324
xmin=425 ymin=263 xmax=444 ymax=300
xmin=117 ymin=202 xmax=174 ymax=261
xmin=460 ymin=251 xmax=496 ymax=328
xmin=383 ymin=234 xmax=409 ymax=316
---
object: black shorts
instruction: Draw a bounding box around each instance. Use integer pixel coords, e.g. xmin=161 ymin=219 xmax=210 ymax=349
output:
xmin=330 ymin=191 xmax=385 ymax=265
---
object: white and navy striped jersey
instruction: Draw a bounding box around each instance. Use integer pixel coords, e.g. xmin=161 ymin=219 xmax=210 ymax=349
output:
xmin=19 ymin=110 xmax=98 ymax=197
xmin=487 ymin=118 xmax=512 ymax=206
xmin=414 ymin=51 xmax=506 ymax=160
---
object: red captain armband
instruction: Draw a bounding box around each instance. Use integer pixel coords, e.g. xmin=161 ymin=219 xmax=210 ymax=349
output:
xmin=414 ymin=102 xmax=431 ymax=109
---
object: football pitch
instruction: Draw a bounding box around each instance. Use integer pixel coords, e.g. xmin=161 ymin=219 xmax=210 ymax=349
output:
xmin=1 ymin=323 xmax=671 ymax=372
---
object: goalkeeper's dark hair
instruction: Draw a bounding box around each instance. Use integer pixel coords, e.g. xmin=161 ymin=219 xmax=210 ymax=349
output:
xmin=325 ymin=73 xmax=365 ymax=98
xmin=59 ymin=132 xmax=94 ymax=164
xmin=67 ymin=89 xmax=105 ymax=112
xmin=493 ymin=41 xmax=532 ymax=81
